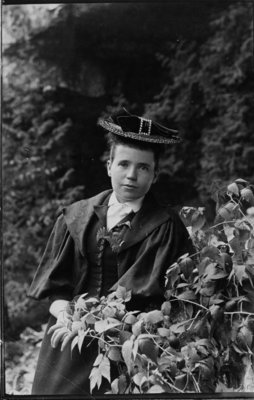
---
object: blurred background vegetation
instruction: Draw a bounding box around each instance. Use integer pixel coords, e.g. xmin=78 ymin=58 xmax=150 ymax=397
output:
xmin=2 ymin=1 xmax=253 ymax=337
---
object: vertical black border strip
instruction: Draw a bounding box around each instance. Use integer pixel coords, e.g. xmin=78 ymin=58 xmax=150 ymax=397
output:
xmin=1 ymin=1 xmax=254 ymax=399
xmin=0 ymin=1 xmax=5 ymax=398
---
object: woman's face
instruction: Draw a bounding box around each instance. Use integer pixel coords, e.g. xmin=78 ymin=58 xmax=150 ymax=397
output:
xmin=107 ymin=144 xmax=157 ymax=203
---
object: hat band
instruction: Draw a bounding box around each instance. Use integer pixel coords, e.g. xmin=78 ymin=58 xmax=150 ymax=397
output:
xmin=139 ymin=118 xmax=152 ymax=136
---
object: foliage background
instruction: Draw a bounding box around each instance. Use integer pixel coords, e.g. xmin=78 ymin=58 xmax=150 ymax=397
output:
xmin=2 ymin=2 xmax=254 ymax=390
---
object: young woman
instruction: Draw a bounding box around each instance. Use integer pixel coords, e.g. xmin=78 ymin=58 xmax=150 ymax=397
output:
xmin=28 ymin=108 xmax=193 ymax=395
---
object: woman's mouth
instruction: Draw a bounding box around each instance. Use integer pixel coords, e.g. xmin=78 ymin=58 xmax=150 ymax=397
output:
xmin=123 ymin=184 xmax=137 ymax=189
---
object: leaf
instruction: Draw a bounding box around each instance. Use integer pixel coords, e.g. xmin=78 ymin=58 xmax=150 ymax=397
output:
xmin=191 ymin=209 xmax=206 ymax=233
xmin=235 ymin=178 xmax=249 ymax=187
xmin=217 ymin=202 xmax=235 ymax=221
xmin=243 ymin=357 xmax=254 ymax=391
xmin=132 ymin=320 xmax=144 ymax=336
xmin=161 ymin=301 xmax=171 ymax=316
xmin=147 ymin=384 xmax=165 ymax=393
xmin=203 ymin=263 xmax=228 ymax=280
xmin=94 ymin=318 xmax=121 ymax=334
xmin=219 ymin=253 xmax=233 ymax=273
xmin=215 ymin=381 xmax=235 ymax=392
xmin=181 ymin=343 xmax=200 ymax=367
xmin=196 ymin=358 xmax=214 ymax=379
xmin=231 ymin=342 xmax=245 ymax=355
xmin=81 ymin=296 xmax=99 ymax=305
xmin=196 ymin=339 xmax=213 ymax=356
xmin=197 ymin=257 xmax=212 ymax=276
xmin=209 ymin=304 xmax=223 ymax=320
xmin=185 ymin=303 xmax=193 ymax=318
xmin=200 ymin=245 xmax=220 ymax=261
xmin=111 ymin=378 xmax=119 ymax=394
xmin=118 ymin=374 xmax=128 ymax=394
xmin=234 ymin=220 xmax=252 ymax=241
xmin=71 ymin=335 xmax=78 ymax=352
xmin=122 ymin=339 xmax=133 ymax=373
xmin=138 ymin=338 xmax=158 ymax=363
xmin=246 ymin=237 xmax=254 ymax=265
xmin=241 ymin=188 xmax=254 ymax=206
xmin=78 ymin=330 xmax=88 ymax=353
xmin=115 ymin=285 xmax=132 ymax=302
xmin=238 ymin=326 xmax=253 ymax=348
xmin=230 ymin=237 xmax=245 ymax=263
xmin=132 ymin=338 xmax=139 ymax=361
xmin=144 ymin=310 xmax=164 ymax=324
xmin=108 ymin=346 xmax=122 ymax=362
xmin=175 ymin=373 xmax=187 ymax=390
xmin=157 ymin=327 xmax=171 ymax=337
xmin=179 ymin=257 xmax=194 ymax=279
xmin=233 ymin=263 xmax=248 ymax=285
xmin=111 ymin=375 xmax=128 ymax=394
xmin=176 ymin=289 xmax=196 ymax=301
xmin=199 ymin=284 xmax=216 ymax=296
xmin=82 ymin=313 xmax=96 ymax=325
xmin=165 ymin=263 xmax=180 ymax=288
xmin=89 ymin=366 xmax=102 ymax=393
xmin=179 ymin=206 xmax=197 ymax=226
xmin=123 ymin=313 xmax=138 ymax=325
xmin=71 ymin=321 xmax=83 ymax=333
xmin=247 ymin=207 xmax=254 ymax=216
xmin=223 ymin=223 xmax=235 ymax=242
xmin=99 ymin=355 xmax=111 ymax=382
xmin=176 ymin=283 xmax=191 ymax=288
xmin=93 ymin=353 xmax=103 ymax=367
xmin=177 ymin=253 xmax=190 ymax=263
xmin=102 ymin=305 xmax=116 ymax=318
xmin=209 ymin=297 xmax=224 ymax=305
xmin=119 ymin=330 xmax=132 ymax=344
xmin=227 ymin=182 xmax=239 ymax=196
xmin=170 ymin=321 xmax=187 ymax=334
xmin=75 ymin=297 xmax=87 ymax=310
xmin=133 ymin=372 xmax=147 ymax=388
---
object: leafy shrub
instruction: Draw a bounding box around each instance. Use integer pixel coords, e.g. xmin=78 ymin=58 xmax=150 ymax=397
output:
xmin=5 ymin=326 xmax=46 ymax=394
xmin=59 ymin=178 xmax=254 ymax=394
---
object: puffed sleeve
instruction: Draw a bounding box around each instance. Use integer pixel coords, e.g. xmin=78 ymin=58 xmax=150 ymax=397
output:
xmin=27 ymin=214 xmax=77 ymax=301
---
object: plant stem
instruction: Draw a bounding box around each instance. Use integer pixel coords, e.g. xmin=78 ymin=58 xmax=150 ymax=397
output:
xmin=225 ymin=311 xmax=254 ymax=316
xmin=153 ymin=369 xmax=184 ymax=393
xmin=86 ymin=333 xmax=121 ymax=347
xmin=186 ymin=310 xmax=202 ymax=331
xmin=170 ymin=298 xmax=209 ymax=311
xmin=207 ymin=220 xmax=236 ymax=231
xmin=228 ymin=195 xmax=246 ymax=218
xmin=189 ymin=371 xmax=201 ymax=393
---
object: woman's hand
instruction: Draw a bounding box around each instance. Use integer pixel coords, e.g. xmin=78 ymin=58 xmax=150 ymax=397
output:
xmin=48 ymin=300 xmax=78 ymax=351
xmin=48 ymin=310 xmax=77 ymax=351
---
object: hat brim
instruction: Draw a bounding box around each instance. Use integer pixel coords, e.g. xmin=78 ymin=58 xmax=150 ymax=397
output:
xmin=98 ymin=119 xmax=182 ymax=144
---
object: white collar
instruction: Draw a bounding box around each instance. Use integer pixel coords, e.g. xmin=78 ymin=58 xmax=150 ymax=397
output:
xmin=108 ymin=192 xmax=144 ymax=213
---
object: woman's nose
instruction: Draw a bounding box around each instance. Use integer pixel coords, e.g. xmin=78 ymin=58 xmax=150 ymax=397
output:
xmin=127 ymin=166 xmax=137 ymax=180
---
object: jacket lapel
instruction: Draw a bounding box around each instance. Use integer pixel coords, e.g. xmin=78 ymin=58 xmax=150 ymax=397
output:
xmin=119 ymin=193 xmax=172 ymax=253
xmin=62 ymin=189 xmax=173 ymax=255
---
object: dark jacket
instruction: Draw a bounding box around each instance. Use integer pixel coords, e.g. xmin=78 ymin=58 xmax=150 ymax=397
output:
xmin=28 ymin=189 xmax=193 ymax=305
xmin=28 ymin=189 xmax=193 ymax=395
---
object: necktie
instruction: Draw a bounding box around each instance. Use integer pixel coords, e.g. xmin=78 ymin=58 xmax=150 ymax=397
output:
xmin=107 ymin=202 xmax=133 ymax=231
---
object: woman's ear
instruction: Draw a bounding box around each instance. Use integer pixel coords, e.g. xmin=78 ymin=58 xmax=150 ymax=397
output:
xmin=107 ymin=159 xmax=112 ymax=177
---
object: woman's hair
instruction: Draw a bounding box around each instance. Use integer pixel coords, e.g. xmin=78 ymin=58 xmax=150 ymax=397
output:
xmin=106 ymin=133 xmax=164 ymax=169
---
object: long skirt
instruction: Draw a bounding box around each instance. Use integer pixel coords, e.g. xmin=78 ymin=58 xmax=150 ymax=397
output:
xmin=31 ymin=315 xmax=111 ymax=395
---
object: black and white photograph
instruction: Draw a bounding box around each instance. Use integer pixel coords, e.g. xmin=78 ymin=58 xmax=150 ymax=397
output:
xmin=1 ymin=1 xmax=254 ymax=398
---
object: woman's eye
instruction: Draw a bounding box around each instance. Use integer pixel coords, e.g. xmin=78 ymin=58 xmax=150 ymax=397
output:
xmin=119 ymin=162 xmax=128 ymax=167
xmin=139 ymin=165 xmax=148 ymax=171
